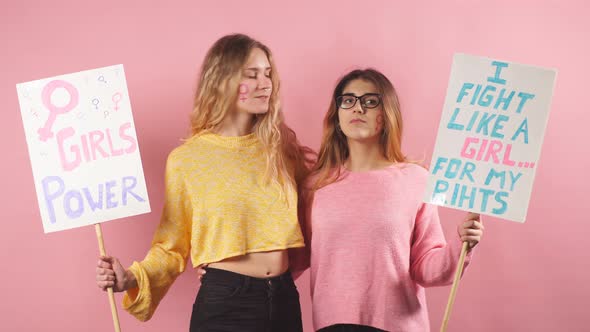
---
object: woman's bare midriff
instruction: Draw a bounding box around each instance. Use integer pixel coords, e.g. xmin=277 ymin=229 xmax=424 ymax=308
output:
xmin=206 ymin=249 xmax=289 ymax=278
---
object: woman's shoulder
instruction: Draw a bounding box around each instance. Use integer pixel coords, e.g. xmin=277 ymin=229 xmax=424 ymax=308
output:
xmin=389 ymin=162 xmax=430 ymax=187
xmin=165 ymin=137 xmax=204 ymax=169
xmin=167 ymin=141 xmax=189 ymax=160
xmin=394 ymin=162 xmax=428 ymax=176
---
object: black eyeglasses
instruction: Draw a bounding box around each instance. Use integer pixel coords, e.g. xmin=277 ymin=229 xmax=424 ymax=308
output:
xmin=336 ymin=93 xmax=382 ymax=110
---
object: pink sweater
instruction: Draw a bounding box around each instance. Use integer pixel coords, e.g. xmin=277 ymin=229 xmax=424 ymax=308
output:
xmin=295 ymin=163 xmax=473 ymax=332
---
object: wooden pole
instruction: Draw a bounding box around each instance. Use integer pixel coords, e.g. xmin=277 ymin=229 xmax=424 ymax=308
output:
xmin=95 ymin=224 xmax=122 ymax=332
xmin=440 ymin=241 xmax=469 ymax=332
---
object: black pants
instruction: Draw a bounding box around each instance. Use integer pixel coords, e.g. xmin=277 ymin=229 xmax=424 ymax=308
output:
xmin=318 ymin=324 xmax=387 ymax=332
xmin=190 ymin=267 xmax=303 ymax=332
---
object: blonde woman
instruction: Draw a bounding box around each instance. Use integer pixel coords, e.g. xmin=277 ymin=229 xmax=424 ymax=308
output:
xmin=297 ymin=69 xmax=484 ymax=332
xmin=95 ymin=34 xmax=312 ymax=332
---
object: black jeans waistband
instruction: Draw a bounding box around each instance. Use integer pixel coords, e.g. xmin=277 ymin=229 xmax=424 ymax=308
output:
xmin=192 ymin=267 xmax=302 ymax=331
xmin=202 ymin=267 xmax=293 ymax=288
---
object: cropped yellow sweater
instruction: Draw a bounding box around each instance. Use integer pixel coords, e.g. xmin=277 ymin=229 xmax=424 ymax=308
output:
xmin=122 ymin=132 xmax=305 ymax=321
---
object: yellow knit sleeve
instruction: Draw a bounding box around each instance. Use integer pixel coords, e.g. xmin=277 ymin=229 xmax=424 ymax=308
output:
xmin=122 ymin=150 xmax=193 ymax=321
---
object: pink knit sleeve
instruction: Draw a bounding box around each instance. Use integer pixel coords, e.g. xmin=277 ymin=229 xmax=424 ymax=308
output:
xmin=409 ymin=202 xmax=473 ymax=287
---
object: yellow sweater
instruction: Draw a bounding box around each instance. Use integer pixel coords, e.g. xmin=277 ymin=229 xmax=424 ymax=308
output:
xmin=122 ymin=132 xmax=305 ymax=321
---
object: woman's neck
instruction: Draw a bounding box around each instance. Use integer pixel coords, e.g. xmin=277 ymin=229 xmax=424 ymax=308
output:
xmin=215 ymin=112 xmax=255 ymax=136
xmin=345 ymin=138 xmax=391 ymax=172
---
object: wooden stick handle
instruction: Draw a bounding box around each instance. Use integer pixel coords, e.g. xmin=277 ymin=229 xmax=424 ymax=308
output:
xmin=440 ymin=241 xmax=469 ymax=332
xmin=95 ymin=224 xmax=122 ymax=332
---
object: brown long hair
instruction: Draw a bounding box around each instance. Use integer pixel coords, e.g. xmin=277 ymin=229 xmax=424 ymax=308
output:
xmin=311 ymin=68 xmax=408 ymax=191
xmin=189 ymin=34 xmax=314 ymax=194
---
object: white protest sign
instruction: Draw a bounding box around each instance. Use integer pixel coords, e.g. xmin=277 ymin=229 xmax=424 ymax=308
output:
xmin=424 ymin=54 xmax=556 ymax=222
xmin=17 ymin=64 xmax=151 ymax=233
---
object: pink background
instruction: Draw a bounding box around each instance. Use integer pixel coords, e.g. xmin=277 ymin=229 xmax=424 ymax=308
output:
xmin=1 ymin=1 xmax=588 ymax=331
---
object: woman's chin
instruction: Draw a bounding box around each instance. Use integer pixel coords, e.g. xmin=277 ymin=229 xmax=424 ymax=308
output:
xmin=345 ymin=131 xmax=380 ymax=142
xmin=248 ymin=107 xmax=270 ymax=115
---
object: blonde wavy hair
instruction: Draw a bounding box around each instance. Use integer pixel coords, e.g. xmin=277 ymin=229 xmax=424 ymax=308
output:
xmin=311 ymin=68 xmax=411 ymax=191
xmin=189 ymin=34 xmax=314 ymax=194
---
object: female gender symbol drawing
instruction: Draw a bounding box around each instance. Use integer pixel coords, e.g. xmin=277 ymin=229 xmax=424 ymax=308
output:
xmin=112 ymin=92 xmax=122 ymax=111
xmin=239 ymin=84 xmax=249 ymax=102
xmin=38 ymin=80 xmax=79 ymax=142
